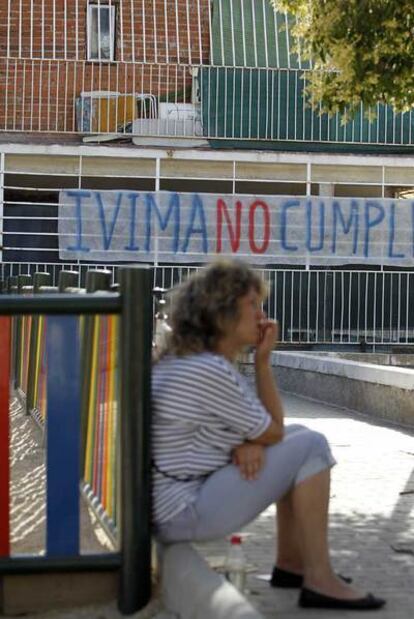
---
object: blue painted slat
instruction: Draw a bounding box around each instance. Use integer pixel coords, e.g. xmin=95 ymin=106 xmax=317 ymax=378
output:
xmin=46 ymin=316 xmax=80 ymax=556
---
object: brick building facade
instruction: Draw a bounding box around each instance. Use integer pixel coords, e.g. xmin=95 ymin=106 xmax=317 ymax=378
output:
xmin=0 ymin=0 xmax=211 ymax=132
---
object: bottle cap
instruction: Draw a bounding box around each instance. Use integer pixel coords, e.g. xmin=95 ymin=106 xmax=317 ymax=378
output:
xmin=230 ymin=534 xmax=242 ymax=544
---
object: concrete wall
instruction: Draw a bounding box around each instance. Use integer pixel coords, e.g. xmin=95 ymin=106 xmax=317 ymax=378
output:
xmin=241 ymin=352 xmax=414 ymax=427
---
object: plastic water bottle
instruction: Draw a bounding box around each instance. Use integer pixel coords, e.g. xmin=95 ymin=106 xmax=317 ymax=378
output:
xmin=224 ymin=534 xmax=247 ymax=593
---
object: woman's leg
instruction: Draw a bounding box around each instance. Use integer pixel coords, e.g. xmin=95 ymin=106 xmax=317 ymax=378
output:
xmin=275 ymin=489 xmax=303 ymax=573
xmin=156 ymin=424 xmax=336 ymax=543
xmin=291 ymin=468 xmax=363 ymax=599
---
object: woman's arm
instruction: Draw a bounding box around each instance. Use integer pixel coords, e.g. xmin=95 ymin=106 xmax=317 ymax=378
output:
xmin=250 ymin=320 xmax=284 ymax=446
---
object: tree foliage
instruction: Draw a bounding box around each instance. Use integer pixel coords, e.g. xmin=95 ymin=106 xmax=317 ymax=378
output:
xmin=270 ymin=0 xmax=414 ymax=115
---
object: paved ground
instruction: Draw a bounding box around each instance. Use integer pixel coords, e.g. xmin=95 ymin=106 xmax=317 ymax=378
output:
xmin=9 ymin=396 xmax=114 ymax=556
xmin=7 ymin=391 xmax=414 ymax=618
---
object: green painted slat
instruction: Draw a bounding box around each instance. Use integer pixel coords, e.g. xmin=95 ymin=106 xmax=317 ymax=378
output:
xmin=210 ymin=0 xmax=310 ymax=69
xmin=200 ymin=67 xmax=414 ymax=148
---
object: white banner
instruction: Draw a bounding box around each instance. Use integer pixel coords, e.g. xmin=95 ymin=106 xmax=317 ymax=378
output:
xmin=59 ymin=190 xmax=414 ymax=266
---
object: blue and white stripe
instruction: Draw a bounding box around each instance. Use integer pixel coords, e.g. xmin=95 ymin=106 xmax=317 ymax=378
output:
xmin=152 ymin=352 xmax=271 ymax=524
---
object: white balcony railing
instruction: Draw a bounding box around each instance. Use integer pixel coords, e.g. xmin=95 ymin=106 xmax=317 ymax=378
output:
xmin=1 ymin=59 xmax=414 ymax=148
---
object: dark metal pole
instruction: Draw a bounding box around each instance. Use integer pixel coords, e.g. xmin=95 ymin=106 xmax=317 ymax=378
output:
xmin=118 ymin=266 xmax=152 ymax=615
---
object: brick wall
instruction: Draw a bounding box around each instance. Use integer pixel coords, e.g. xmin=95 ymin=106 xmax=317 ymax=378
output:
xmin=0 ymin=0 xmax=211 ymax=132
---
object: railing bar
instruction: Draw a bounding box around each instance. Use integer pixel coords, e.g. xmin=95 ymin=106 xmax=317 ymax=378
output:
xmin=392 ymin=106 xmax=396 ymax=145
xmin=284 ymin=11 xmax=290 ymax=69
xmin=64 ymin=62 xmax=69 ymax=133
xmin=262 ymin=0 xmax=269 ymax=68
xmin=231 ymin=64 xmax=236 ymax=138
xmin=294 ymin=70 xmax=298 ymax=140
xmin=224 ymin=67 xmax=228 ymax=137
xmin=75 ymin=0 xmax=79 ymax=60
xmin=7 ymin=0 xmax=11 ymax=57
xmin=381 ymin=272 xmax=385 ymax=343
xmin=290 ymin=271 xmax=293 ymax=342
xmin=0 ymin=294 xmax=121 ymax=315
xmin=30 ymin=0 xmax=34 ymax=58
xmin=4 ymin=59 xmax=9 ymax=130
xmin=331 ymin=272 xmax=336 ymax=343
xmin=277 ymin=71 xmax=281 ymax=139
xmin=55 ymin=61 xmax=60 ymax=131
xmin=298 ymin=271 xmax=302 ymax=342
xmin=364 ymin=272 xmax=368 ymax=340
xmin=71 ymin=62 xmax=77 ymax=133
xmin=248 ymin=68 xmax=253 ymax=139
xmin=19 ymin=0 xmax=22 ymax=58
xmin=53 ymin=0 xmax=56 ymax=60
xmin=406 ymin=273 xmax=410 ymax=343
xmin=186 ymin=0 xmax=192 ymax=65
xmin=257 ymin=69 xmax=261 ymax=138
xmin=373 ymin=272 xmax=377 ymax=342
xmin=347 ymin=272 xmax=352 ymax=343
xmin=0 ymin=554 xmax=121 ymax=574
xmin=164 ymin=0 xmax=169 ymax=64
xmin=389 ymin=273 xmax=393 ymax=341
xmin=251 ymin=0 xmax=258 ymax=67
xmin=208 ymin=0 xmax=214 ymax=64
xmin=228 ymin=0 xmax=235 ymax=65
xmin=21 ymin=59 xmax=26 ymax=130
xmin=30 ymin=60 xmax=34 ymax=132
xmin=175 ymin=0 xmax=180 ymax=64
xmin=314 ymin=272 xmax=319 ymax=343
xmin=153 ymin=0 xmax=158 ymax=63
xmin=38 ymin=61 xmax=43 ymax=131
xmin=64 ymin=0 xmax=67 ymax=60
xmin=97 ymin=0 xmax=101 ymax=62
xmin=398 ymin=272 xmax=402 ymax=342
xmin=340 ymin=271 xmax=344 ymax=343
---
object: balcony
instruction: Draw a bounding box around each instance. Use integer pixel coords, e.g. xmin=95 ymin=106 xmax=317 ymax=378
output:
xmin=0 ymin=1 xmax=413 ymax=153
xmin=1 ymin=58 xmax=414 ymax=154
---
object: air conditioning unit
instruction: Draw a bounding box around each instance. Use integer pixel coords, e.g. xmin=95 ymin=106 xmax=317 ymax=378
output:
xmin=132 ymin=102 xmax=207 ymax=146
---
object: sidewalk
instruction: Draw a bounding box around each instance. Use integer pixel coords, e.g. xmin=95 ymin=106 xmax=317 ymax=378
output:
xmin=196 ymin=392 xmax=414 ymax=619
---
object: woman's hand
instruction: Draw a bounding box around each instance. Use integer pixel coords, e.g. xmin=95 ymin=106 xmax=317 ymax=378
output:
xmin=232 ymin=443 xmax=266 ymax=480
xmin=256 ymin=319 xmax=279 ymax=364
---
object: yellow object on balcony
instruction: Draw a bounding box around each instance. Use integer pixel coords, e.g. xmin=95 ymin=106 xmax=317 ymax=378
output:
xmin=76 ymin=91 xmax=156 ymax=134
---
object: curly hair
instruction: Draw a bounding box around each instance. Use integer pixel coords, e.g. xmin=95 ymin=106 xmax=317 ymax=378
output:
xmin=162 ymin=259 xmax=267 ymax=356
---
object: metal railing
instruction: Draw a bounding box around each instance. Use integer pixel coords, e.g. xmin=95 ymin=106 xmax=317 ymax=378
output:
xmin=3 ymin=261 xmax=414 ymax=347
xmin=1 ymin=59 xmax=414 ymax=147
xmin=1 ymin=1 xmax=413 ymax=147
xmin=0 ymin=266 xmax=153 ymax=615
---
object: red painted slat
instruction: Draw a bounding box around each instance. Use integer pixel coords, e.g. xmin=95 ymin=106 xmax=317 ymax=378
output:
xmin=0 ymin=317 xmax=11 ymax=556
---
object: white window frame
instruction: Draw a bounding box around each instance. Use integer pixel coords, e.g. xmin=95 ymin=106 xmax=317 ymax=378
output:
xmin=87 ymin=2 xmax=116 ymax=61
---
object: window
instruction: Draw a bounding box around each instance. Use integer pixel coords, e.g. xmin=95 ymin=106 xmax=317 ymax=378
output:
xmin=87 ymin=2 xmax=116 ymax=61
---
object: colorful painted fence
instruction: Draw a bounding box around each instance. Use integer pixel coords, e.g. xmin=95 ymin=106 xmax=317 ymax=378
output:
xmin=0 ymin=267 xmax=153 ymax=614
xmin=5 ymin=269 xmax=123 ymax=545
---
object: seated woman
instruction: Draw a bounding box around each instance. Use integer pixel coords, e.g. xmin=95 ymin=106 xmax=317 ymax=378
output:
xmin=151 ymin=259 xmax=385 ymax=611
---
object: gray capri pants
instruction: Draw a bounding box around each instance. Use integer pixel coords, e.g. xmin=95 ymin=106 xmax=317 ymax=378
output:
xmin=155 ymin=424 xmax=336 ymax=543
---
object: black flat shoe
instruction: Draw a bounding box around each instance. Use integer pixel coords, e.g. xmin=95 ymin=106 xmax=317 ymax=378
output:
xmin=299 ymin=587 xmax=386 ymax=610
xmin=270 ymin=566 xmax=352 ymax=589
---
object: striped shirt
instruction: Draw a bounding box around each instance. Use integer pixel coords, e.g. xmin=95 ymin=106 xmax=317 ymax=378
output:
xmin=151 ymin=352 xmax=271 ymax=524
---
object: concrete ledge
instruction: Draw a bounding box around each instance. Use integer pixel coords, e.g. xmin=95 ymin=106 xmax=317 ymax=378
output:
xmin=160 ymin=543 xmax=263 ymax=619
xmin=0 ymin=571 xmax=118 ymax=615
xmin=266 ymin=352 xmax=414 ymax=427
xmin=271 ymin=351 xmax=414 ymax=390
